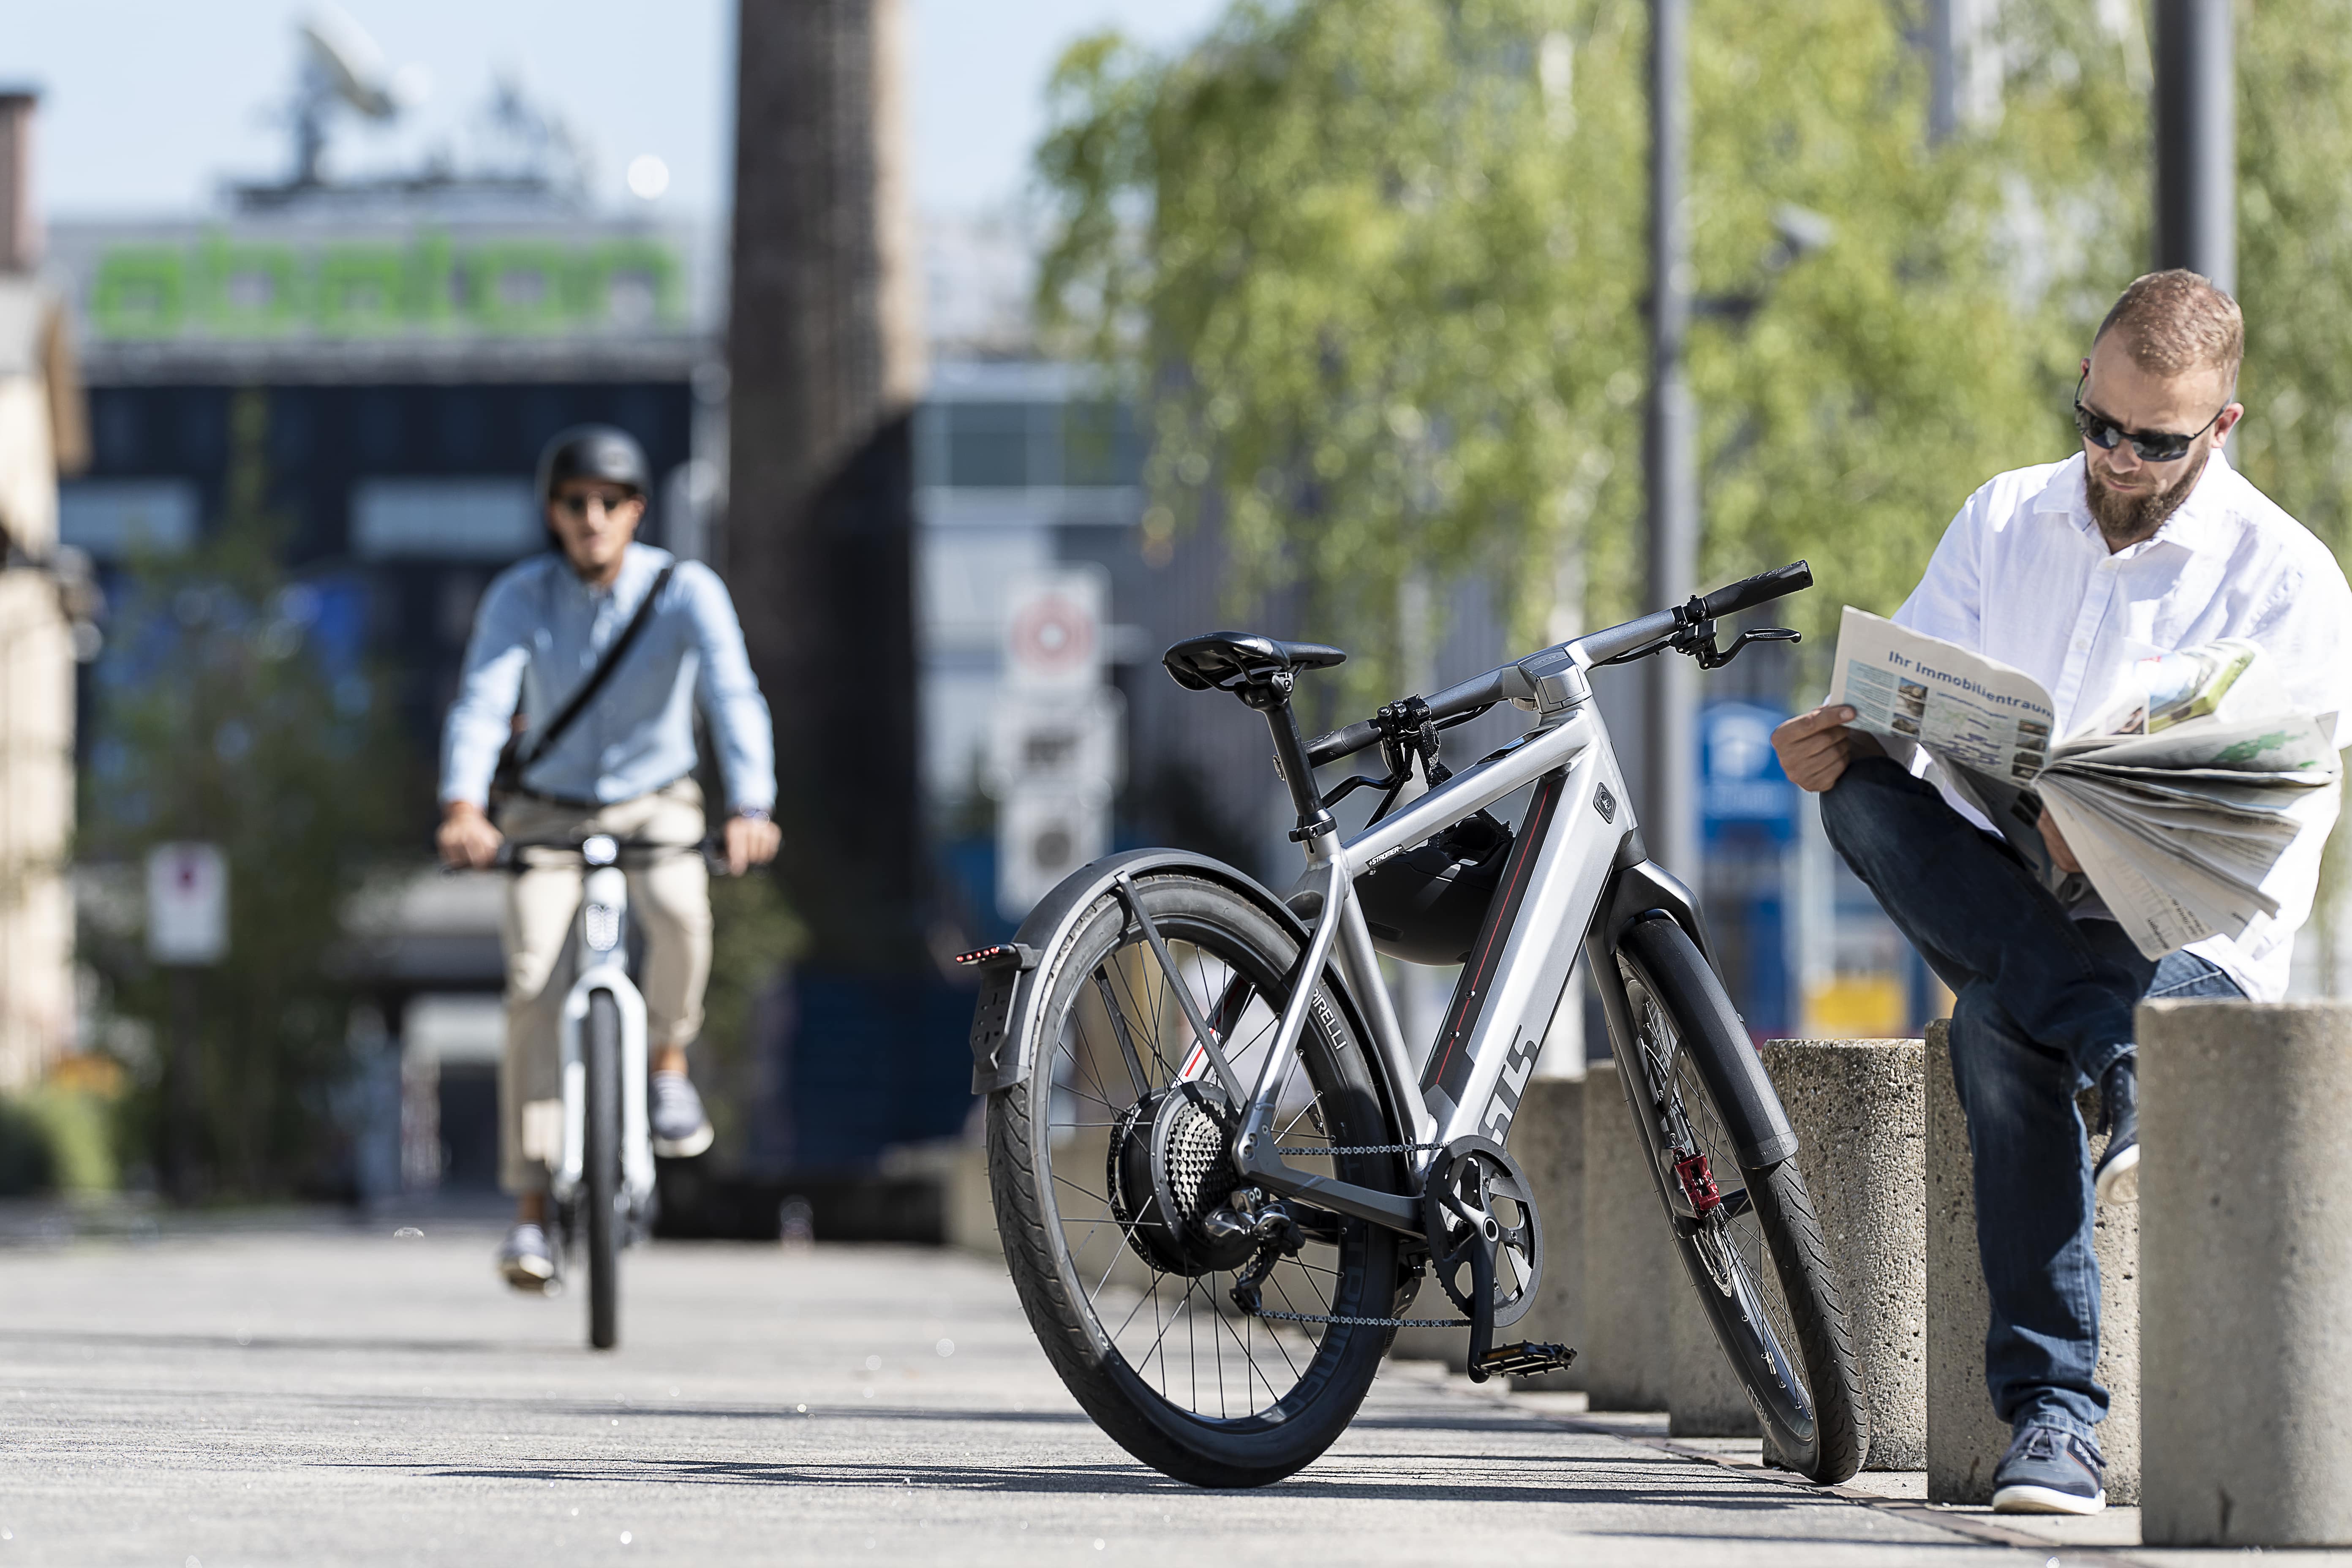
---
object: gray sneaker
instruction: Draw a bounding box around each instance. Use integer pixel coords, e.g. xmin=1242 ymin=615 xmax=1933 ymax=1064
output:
xmin=650 ymin=1070 xmax=714 ymax=1158
xmin=498 ymin=1222 xmax=556 ymax=1293
xmin=1992 ymin=1424 xmax=2106 ymax=1515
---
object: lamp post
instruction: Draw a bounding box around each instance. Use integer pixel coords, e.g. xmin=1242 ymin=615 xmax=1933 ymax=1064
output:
xmin=1644 ymin=0 xmax=1698 ymax=882
xmin=2152 ymin=0 xmax=2235 ymax=293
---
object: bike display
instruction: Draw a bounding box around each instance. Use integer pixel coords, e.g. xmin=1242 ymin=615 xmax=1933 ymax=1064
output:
xmin=962 ymin=561 xmax=1865 ymax=1488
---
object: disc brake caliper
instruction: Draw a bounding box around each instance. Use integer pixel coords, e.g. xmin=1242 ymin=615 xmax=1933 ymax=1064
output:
xmin=1673 ymin=1149 xmax=1722 ymax=1218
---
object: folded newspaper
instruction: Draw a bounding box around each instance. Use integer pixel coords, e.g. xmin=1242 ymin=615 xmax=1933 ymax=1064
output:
xmin=1826 ymin=607 xmax=2341 ymax=959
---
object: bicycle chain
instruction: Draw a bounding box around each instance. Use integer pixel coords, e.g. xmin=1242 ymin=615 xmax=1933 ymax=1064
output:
xmin=1247 ymin=1307 xmax=1470 ymax=1328
xmin=1268 ymin=1141 xmax=1446 ymax=1157
xmin=1239 ymin=1142 xmax=1461 ymax=1326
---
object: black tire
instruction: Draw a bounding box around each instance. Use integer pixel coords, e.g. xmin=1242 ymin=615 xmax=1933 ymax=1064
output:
xmin=1614 ymin=916 xmax=1865 ymax=1484
xmin=986 ymin=872 xmax=1403 ymax=1488
xmin=585 ymin=989 xmax=622 ymax=1351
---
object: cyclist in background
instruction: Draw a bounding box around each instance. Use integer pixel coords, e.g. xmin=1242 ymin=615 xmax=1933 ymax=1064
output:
xmin=437 ymin=426 xmax=780 ymax=1291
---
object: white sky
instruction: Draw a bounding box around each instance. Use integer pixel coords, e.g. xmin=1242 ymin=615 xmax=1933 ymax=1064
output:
xmin=0 ymin=0 xmax=1225 ymax=221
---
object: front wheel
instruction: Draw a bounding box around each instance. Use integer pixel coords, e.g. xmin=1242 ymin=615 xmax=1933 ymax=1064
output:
xmin=986 ymin=871 xmax=1403 ymax=1488
xmin=1614 ymin=916 xmax=1865 ymax=1484
xmin=584 ymin=989 xmax=622 ymax=1351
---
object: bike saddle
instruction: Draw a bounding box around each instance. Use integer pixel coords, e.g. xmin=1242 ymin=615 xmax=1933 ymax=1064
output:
xmin=1163 ymin=632 xmax=1348 ymax=692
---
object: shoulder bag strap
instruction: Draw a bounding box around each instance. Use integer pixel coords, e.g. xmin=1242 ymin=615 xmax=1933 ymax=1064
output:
xmin=505 ymin=562 xmax=678 ymax=781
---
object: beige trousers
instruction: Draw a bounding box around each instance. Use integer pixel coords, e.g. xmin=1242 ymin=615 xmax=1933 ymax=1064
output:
xmin=497 ymin=779 xmax=711 ymax=1194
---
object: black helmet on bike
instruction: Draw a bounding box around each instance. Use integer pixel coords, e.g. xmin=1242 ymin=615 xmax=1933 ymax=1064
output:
xmin=536 ymin=425 xmax=650 ymax=504
xmin=1353 ymin=810 xmax=1514 ymax=965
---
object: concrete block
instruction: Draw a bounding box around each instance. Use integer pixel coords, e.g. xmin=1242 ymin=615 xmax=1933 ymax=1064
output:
xmin=1671 ymin=1268 xmax=1760 ymax=1436
xmin=1512 ymin=1076 xmax=1584 ymax=1388
xmin=1583 ymin=1057 xmax=1675 ymax=1410
xmin=1926 ymin=1020 xmax=2138 ymax=1504
xmin=2140 ymin=1001 xmax=2352 ymax=1547
xmin=1761 ymin=1039 xmax=1926 ymax=1470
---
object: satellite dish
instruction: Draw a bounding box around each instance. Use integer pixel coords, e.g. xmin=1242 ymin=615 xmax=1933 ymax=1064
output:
xmin=300 ymin=5 xmax=405 ymax=120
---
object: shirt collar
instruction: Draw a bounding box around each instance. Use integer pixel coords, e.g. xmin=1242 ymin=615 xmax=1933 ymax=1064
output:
xmin=2035 ymin=447 xmax=2236 ymax=557
xmin=557 ymin=541 xmax=667 ymax=604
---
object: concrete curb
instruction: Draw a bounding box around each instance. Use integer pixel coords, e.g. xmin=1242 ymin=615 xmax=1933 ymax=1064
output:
xmin=2141 ymin=999 xmax=2352 ymax=1547
xmin=1925 ymin=1019 xmax=2139 ymax=1505
xmin=1583 ymin=1058 xmax=1674 ymax=1410
xmin=1512 ymin=1075 xmax=1585 ymax=1388
xmin=1761 ymin=1037 xmax=1927 ymax=1470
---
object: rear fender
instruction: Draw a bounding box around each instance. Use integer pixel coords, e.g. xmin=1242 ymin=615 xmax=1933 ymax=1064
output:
xmin=966 ymin=850 xmax=1394 ymax=1131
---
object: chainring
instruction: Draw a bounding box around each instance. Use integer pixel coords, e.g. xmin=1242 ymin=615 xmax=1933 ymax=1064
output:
xmin=1420 ymin=1135 xmax=1543 ymax=1329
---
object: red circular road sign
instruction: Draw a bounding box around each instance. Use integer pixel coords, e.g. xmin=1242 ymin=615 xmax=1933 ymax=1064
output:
xmin=1007 ymin=593 xmax=1096 ymax=678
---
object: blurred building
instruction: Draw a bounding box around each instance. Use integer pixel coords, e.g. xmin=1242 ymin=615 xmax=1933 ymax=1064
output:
xmin=41 ymin=91 xmax=721 ymax=1187
xmin=0 ymin=89 xmax=89 ymax=1091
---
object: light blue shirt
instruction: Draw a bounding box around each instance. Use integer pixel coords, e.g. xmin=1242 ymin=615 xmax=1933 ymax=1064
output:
xmin=440 ymin=544 xmax=776 ymax=814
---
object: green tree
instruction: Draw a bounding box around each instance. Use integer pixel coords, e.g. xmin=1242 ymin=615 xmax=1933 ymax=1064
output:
xmin=1035 ymin=0 xmax=2152 ymax=681
xmin=80 ymin=388 xmax=411 ymax=1200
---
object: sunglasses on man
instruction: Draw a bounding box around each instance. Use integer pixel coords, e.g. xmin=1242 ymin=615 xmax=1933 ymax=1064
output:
xmin=2072 ymin=370 xmax=2232 ymax=464
xmin=555 ymin=490 xmax=642 ymax=518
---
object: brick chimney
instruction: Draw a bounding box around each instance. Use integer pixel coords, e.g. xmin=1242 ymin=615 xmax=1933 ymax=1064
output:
xmin=0 ymin=89 xmax=38 ymax=273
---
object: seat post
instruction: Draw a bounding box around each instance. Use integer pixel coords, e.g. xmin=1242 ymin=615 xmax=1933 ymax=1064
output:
xmin=1244 ymin=675 xmax=1336 ymax=840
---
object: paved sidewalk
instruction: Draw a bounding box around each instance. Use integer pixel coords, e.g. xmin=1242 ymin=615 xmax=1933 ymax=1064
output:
xmin=0 ymin=1221 xmax=2325 ymax=1566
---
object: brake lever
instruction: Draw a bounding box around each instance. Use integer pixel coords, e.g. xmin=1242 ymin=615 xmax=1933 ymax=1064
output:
xmin=1687 ymin=623 xmax=1801 ymax=670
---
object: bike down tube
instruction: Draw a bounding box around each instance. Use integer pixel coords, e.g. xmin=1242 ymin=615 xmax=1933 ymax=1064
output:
xmin=1228 ymin=716 xmax=1594 ymax=1235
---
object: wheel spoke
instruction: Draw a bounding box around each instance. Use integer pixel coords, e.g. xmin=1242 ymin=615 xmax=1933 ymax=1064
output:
xmin=1027 ymin=895 xmax=1391 ymax=1433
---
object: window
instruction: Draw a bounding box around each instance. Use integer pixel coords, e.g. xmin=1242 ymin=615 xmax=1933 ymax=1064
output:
xmin=943 ymin=402 xmax=1038 ymax=487
xmin=350 ymin=479 xmax=540 ymax=561
xmin=60 ymin=480 xmax=200 ymax=558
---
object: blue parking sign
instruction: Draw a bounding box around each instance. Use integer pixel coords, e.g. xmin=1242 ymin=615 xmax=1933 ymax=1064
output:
xmin=1701 ymin=701 xmax=1796 ymax=844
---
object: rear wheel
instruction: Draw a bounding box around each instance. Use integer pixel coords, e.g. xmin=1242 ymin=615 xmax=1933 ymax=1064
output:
xmin=1614 ymin=916 xmax=1865 ymax=1483
xmin=585 ymin=989 xmax=622 ymax=1351
xmin=986 ymin=872 xmax=1403 ymax=1488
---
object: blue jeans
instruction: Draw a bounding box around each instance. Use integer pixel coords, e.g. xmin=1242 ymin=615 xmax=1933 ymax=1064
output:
xmin=1820 ymin=757 xmax=2240 ymax=1441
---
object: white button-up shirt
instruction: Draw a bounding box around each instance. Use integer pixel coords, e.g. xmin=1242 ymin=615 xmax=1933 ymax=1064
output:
xmin=1893 ymin=449 xmax=2352 ymax=1001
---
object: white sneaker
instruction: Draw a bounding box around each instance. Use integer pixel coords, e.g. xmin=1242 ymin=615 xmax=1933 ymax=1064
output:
xmin=498 ymin=1222 xmax=556 ymax=1292
xmin=650 ymin=1070 xmax=714 ymax=1158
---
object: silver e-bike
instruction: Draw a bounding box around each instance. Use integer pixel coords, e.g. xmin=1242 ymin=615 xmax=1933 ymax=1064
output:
xmin=961 ymin=561 xmax=1864 ymax=1489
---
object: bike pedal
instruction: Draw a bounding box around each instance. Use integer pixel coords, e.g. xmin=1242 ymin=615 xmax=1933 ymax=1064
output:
xmin=1473 ymin=1340 xmax=1578 ymax=1379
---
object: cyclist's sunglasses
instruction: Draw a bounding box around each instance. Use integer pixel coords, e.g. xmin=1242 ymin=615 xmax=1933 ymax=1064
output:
xmin=2072 ymin=371 xmax=2231 ymax=463
xmin=555 ymin=489 xmax=642 ymax=517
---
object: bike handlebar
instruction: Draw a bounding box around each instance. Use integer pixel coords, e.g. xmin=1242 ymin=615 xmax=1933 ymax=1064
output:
xmin=1306 ymin=719 xmax=1385 ymax=769
xmin=441 ymin=836 xmax=724 ymax=875
xmin=1303 ymin=560 xmax=1812 ymax=768
xmin=1696 ymin=559 xmax=1813 ymax=622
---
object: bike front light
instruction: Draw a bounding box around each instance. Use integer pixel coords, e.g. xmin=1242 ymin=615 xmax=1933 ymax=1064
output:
xmin=584 ymin=901 xmax=622 ymax=952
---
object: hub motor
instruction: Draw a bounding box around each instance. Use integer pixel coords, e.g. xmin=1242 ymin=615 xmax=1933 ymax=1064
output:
xmin=1106 ymin=1083 xmax=1260 ymax=1276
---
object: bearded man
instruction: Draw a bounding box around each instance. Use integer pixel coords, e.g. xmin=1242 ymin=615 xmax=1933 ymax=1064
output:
xmin=1772 ymin=270 xmax=2351 ymax=1515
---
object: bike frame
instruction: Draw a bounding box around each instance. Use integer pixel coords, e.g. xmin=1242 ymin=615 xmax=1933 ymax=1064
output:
xmin=549 ymin=852 xmax=656 ymax=1212
xmin=1217 ymin=650 xmax=1703 ymax=1239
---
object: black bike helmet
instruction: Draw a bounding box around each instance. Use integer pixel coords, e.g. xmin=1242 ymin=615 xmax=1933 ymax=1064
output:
xmin=536 ymin=425 xmax=650 ymax=503
xmin=1353 ymin=810 xmax=1515 ymax=966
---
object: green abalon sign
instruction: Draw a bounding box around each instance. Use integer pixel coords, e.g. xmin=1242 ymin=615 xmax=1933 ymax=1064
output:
xmin=87 ymin=229 xmax=686 ymax=340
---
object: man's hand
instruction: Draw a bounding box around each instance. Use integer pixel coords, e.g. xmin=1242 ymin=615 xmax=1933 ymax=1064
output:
xmin=437 ymin=800 xmax=504 ymax=869
xmin=722 ymin=812 xmax=782 ymax=877
xmin=1772 ymin=705 xmax=1883 ymax=793
xmin=2039 ymin=811 xmax=2082 ymax=874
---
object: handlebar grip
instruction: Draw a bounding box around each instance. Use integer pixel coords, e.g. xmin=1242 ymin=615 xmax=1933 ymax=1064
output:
xmin=1696 ymin=560 xmax=1812 ymax=621
xmin=1305 ymin=719 xmax=1383 ymax=769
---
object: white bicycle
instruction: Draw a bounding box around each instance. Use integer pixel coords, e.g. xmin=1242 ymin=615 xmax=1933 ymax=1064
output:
xmin=494 ymin=833 xmax=704 ymax=1350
